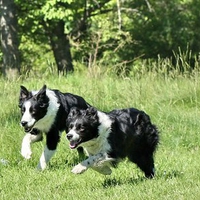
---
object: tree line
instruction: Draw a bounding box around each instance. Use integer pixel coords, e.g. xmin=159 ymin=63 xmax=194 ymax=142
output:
xmin=0 ymin=0 xmax=200 ymax=78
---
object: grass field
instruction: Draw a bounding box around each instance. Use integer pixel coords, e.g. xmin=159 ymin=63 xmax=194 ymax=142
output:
xmin=0 ymin=70 xmax=200 ymax=199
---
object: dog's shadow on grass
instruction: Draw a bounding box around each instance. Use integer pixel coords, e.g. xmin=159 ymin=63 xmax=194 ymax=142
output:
xmin=102 ymin=177 xmax=146 ymax=188
xmin=102 ymin=170 xmax=184 ymax=188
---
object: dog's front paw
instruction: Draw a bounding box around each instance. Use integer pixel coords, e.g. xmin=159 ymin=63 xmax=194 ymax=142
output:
xmin=71 ymin=163 xmax=87 ymax=174
xmin=21 ymin=146 xmax=32 ymax=159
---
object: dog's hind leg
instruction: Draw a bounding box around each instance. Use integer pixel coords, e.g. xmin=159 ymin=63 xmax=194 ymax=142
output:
xmin=130 ymin=154 xmax=155 ymax=178
xmin=21 ymin=132 xmax=43 ymax=159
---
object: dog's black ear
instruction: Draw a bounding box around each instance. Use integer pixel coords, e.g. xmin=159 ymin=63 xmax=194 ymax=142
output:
xmin=20 ymin=85 xmax=29 ymax=99
xmin=134 ymin=111 xmax=150 ymax=126
xmin=35 ymin=85 xmax=48 ymax=107
xmin=19 ymin=85 xmax=30 ymax=108
xmin=36 ymin=85 xmax=46 ymax=99
xmin=85 ymin=107 xmax=98 ymax=118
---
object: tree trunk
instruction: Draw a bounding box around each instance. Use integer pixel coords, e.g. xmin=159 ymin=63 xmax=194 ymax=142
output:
xmin=0 ymin=0 xmax=20 ymax=79
xmin=44 ymin=20 xmax=74 ymax=75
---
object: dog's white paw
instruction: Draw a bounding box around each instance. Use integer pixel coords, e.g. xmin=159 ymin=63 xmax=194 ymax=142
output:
xmin=36 ymin=162 xmax=46 ymax=171
xmin=21 ymin=146 xmax=32 ymax=159
xmin=71 ymin=163 xmax=87 ymax=174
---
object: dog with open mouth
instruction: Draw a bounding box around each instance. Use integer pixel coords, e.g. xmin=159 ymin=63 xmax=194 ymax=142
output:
xmin=66 ymin=106 xmax=159 ymax=178
xmin=19 ymin=85 xmax=90 ymax=170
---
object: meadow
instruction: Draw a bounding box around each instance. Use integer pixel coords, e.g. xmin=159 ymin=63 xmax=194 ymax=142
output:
xmin=0 ymin=69 xmax=200 ymax=199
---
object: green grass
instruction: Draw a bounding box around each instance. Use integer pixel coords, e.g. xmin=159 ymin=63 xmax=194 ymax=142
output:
xmin=0 ymin=71 xmax=200 ymax=199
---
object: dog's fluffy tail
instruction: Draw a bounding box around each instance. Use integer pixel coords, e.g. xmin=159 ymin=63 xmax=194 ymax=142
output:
xmin=135 ymin=111 xmax=160 ymax=153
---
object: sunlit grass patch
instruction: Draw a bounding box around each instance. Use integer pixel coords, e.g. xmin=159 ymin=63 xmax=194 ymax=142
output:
xmin=0 ymin=70 xmax=200 ymax=199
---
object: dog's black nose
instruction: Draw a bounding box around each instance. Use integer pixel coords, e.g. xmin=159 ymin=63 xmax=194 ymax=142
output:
xmin=67 ymin=134 xmax=73 ymax=140
xmin=21 ymin=121 xmax=27 ymax=127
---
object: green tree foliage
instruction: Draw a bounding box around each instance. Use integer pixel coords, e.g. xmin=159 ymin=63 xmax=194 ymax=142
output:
xmin=16 ymin=0 xmax=74 ymax=74
xmin=124 ymin=0 xmax=193 ymax=58
xmin=15 ymin=0 xmax=112 ymax=74
xmin=1 ymin=0 xmax=199 ymax=76
xmin=188 ymin=0 xmax=200 ymax=54
xmin=72 ymin=0 xmax=200 ymax=73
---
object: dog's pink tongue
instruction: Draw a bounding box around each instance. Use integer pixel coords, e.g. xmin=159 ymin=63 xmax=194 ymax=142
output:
xmin=70 ymin=141 xmax=76 ymax=149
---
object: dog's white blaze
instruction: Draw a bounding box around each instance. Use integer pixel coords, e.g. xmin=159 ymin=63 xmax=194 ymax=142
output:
xmin=37 ymin=146 xmax=56 ymax=170
xmin=68 ymin=128 xmax=80 ymax=141
xmin=34 ymin=89 xmax=60 ymax=132
xmin=21 ymin=101 xmax=36 ymax=127
xmin=82 ymin=111 xmax=112 ymax=156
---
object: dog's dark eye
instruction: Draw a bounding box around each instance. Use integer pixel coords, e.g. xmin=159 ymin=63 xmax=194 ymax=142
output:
xmin=77 ymin=124 xmax=85 ymax=132
xmin=80 ymin=127 xmax=85 ymax=132
xmin=39 ymin=103 xmax=46 ymax=108
xmin=32 ymin=110 xmax=36 ymax=115
xmin=30 ymin=107 xmax=36 ymax=115
xmin=69 ymin=124 xmax=73 ymax=129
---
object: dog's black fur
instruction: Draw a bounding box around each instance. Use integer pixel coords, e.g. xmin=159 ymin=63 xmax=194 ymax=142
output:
xmin=66 ymin=106 xmax=159 ymax=178
xmin=19 ymin=85 xmax=90 ymax=170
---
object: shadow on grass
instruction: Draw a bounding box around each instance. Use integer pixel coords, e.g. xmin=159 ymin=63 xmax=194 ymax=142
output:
xmin=102 ymin=177 xmax=146 ymax=188
xmin=102 ymin=169 xmax=184 ymax=188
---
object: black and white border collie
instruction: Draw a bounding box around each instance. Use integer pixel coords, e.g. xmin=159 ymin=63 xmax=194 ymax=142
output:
xmin=19 ymin=85 xmax=90 ymax=170
xmin=66 ymin=106 xmax=159 ymax=178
